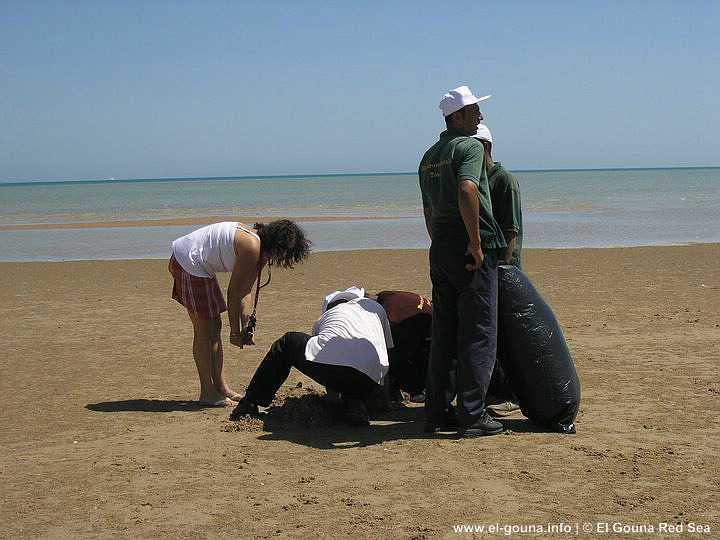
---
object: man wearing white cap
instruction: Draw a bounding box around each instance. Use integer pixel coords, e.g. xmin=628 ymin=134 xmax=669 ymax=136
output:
xmin=474 ymin=123 xmax=523 ymax=418
xmin=474 ymin=124 xmax=523 ymax=270
xmin=418 ymin=85 xmax=507 ymax=437
xmin=230 ymin=286 xmax=394 ymax=426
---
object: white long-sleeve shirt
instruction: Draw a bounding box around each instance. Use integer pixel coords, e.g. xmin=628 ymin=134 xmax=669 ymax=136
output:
xmin=304 ymin=298 xmax=394 ymax=384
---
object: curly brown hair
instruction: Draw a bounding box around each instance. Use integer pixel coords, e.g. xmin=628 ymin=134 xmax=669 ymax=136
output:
xmin=254 ymin=219 xmax=311 ymax=268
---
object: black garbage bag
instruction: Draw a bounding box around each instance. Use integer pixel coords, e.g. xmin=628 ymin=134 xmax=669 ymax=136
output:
xmin=497 ymin=264 xmax=580 ymax=434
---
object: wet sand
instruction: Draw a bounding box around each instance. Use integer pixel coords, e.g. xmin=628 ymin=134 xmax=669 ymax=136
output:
xmin=0 ymin=215 xmax=414 ymax=231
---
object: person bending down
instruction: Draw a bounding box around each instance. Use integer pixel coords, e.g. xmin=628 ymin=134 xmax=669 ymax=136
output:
xmin=230 ymin=286 xmax=394 ymax=426
xmin=169 ymin=220 xmax=310 ymax=407
xmin=373 ymin=290 xmax=433 ymax=404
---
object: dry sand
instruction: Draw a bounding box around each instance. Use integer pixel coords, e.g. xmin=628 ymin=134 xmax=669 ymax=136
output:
xmin=1 ymin=245 xmax=718 ymax=538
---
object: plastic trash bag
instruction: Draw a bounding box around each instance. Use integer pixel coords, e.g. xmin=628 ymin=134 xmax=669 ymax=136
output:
xmin=497 ymin=264 xmax=580 ymax=434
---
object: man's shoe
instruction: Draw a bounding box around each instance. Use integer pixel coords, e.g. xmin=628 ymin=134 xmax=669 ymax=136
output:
xmin=424 ymin=405 xmax=459 ymax=433
xmin=325 ymin=387 xmax=344 ymax=405
xmin=229 ymin=397 xmax=259 ymax=420
xmin=344 ymin=398 xmax=370 ymax=426
xmin=459 ymin=412 xmax=504 ymax=437
xmin=486 ymin=401 xmax=520 ymax=417
xmin=409 ymin=390 xmax=426 ymax=403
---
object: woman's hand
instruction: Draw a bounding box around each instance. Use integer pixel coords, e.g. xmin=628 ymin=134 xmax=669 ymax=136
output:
xmin=229 ymin=331 xmax=245 ymax=348
xmin=227 ymin=228 xmax=262 ymax=348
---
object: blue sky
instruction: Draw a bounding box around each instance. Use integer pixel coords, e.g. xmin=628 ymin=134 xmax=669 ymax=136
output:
xmin=1 ymin=0 xmax=719 ymax=182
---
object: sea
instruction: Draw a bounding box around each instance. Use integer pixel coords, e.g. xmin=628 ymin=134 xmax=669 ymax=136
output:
xmin=0 ymin=168 xmax=718 ymax=262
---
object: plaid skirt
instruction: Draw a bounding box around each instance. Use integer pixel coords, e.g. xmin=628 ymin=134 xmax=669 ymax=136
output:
xmin=169 ymin=255 xmax=227 ymax=319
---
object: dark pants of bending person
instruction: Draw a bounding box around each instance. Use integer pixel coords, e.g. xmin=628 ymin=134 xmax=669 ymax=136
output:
xmin=245 ymin=331 xmax=380 ymax=407
xmin=426 ymin=228 xmax=499 ymax=428
xmin=388 ymin=317 xmax=431 ymax=396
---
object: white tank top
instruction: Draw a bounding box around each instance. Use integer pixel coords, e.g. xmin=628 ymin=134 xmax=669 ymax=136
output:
xmin=171 ymin=222 xmax=259 ymax=278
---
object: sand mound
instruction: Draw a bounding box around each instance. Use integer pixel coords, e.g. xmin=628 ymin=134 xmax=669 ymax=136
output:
xmin=225 ymin=385 xmax=343 ymax=432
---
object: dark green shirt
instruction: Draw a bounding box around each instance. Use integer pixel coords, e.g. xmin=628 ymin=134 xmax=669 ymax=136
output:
xmin=488 ymin=162 xmax=523 ymax=269
xmin=418 ymin=129 xmax=505 ymax=250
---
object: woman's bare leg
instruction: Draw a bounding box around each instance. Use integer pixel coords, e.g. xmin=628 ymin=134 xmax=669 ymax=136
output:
xmin=208 ymin=314 xmax=240 ymax=399
xmin=188 ymin=311 xmax=232 ymax=405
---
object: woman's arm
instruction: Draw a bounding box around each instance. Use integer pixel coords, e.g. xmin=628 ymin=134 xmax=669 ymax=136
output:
xmin=227 ymin=232 xmax=262 ymax=348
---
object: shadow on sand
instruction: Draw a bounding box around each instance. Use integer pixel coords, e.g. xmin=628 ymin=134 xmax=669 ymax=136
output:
xmin=224 ymin=392 xmax=550 ymax=449
xmin=86 ymin=399 xmax=211 ymax=413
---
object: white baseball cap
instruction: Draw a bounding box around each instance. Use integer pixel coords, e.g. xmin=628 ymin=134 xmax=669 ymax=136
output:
xmin=439 ymin=85 xmax=491 ymax=117
xmin=322 ymin=286 xmax=365 ymax=312
xmin=474 ymin=123 xmax=493 ymax=143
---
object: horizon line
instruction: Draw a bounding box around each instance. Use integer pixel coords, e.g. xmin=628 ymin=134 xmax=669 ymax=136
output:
xmin=1 ymin=165 xmax=718 ymax=187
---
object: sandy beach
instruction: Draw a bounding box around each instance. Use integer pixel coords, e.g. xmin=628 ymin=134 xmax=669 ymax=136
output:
xmin=1 ymin=245 xmax=718 ymax=538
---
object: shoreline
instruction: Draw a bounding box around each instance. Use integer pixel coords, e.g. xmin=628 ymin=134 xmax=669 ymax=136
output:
xmin=0 ymin=215 xmax=417 ymax=231
xmin=1 ymin=243 xmax=719 ymax=265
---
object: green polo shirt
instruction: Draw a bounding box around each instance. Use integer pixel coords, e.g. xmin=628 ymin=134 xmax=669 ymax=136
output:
xmin=488 ymin=162 xmax=523 ymax=269
xmin=419 ymin=129 xmax=505 ymax=250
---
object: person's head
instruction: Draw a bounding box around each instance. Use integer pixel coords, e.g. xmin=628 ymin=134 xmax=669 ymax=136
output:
xmin=445 ymin=104 xmax=482 ymax=136
xmin=254 ymin=219 xmax=311 ymax=268
xmin=322 ymin=286 xmax=365 ymax=312
xmin=439 ymin=85 xmax=490 ymax=136
xmin=474 ymin=123 xmax=493 ymax=156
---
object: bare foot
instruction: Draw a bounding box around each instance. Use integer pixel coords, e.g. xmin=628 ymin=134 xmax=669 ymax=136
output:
xmin=199 ymin=398 xmax=236 ymax=408
xmin=199 ymin=392 xmax=238 ymax=407
xmin=218 ymin=387 xmax=242 ymax=401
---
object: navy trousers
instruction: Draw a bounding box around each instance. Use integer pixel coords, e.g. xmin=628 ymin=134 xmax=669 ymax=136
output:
xmin=245 ymin=331 xmax=379 ymax=407
xmin=425 ymin=232 xmax=499 ymax=428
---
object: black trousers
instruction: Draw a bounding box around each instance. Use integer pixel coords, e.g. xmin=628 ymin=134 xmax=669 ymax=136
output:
xmin=426 ymin=230 xmax=499 ymax=428
xmin=388 ymin=315 xmax=431 ymax=396
xmin=486 ymin=359 xmax=517 ymax=404
xmin=245 ymin=331 xmax=379 ymax=407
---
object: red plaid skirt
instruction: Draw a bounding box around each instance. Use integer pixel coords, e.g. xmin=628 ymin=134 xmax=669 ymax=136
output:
xmin=169 ymin=255 xmax=227 ymax=319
